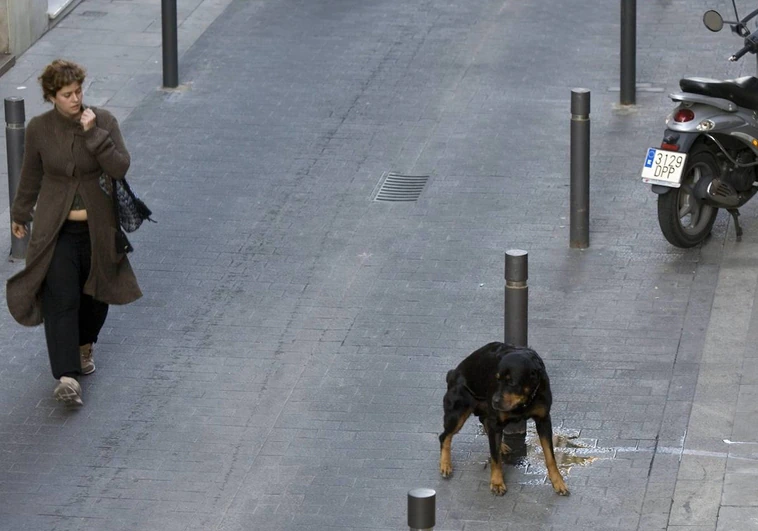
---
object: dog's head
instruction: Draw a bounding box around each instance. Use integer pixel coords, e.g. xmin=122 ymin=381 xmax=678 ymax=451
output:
xmin=491 ymin=349 xmax=542 ymax=412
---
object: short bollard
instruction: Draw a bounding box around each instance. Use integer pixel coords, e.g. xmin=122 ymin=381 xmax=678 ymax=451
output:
xmin=503 ymin=250 xmax=528 ymax=456
xmin=408 ymin=488 xmax=435 ymax=531
xmin=5 ymin=97 xmax=28 ymax=260
xmin=504 ymin=250 xmax=528 ymax=347
xmin=570 ymin=89 xmax=590 ymax=249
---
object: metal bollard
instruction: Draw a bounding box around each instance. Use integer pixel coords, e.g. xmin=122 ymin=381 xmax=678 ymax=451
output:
xmin=161 ymin=0 xmax=179 ymax=88
xmin=504 ymin=250 xmax=528 ymax=347
xmin=570 ymin=89 xmax=590 ymax=249
xmin=5 ymin=97 xmax=28 ymax=260
xmin=503 ymin=250 xmax=528 ymax=450
xmin=408 ymin=488 xmax=435 ymax=531
xmin=620 ymin=0 xmax=636 ymax=105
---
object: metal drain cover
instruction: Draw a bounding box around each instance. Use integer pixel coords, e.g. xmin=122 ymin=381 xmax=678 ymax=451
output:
xmin=373 ymin=172 xmax=429 ymax=202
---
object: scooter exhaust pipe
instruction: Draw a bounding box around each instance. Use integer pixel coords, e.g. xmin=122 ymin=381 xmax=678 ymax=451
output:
xmin=706 ymin=179 xmax=741 ymax=207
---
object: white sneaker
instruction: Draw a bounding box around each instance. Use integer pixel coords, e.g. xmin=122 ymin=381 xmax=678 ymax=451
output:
xmin=80 ymin=343 xmax=95 ymax=375
xmin=53 ymin=376 xmax=83 ymax=406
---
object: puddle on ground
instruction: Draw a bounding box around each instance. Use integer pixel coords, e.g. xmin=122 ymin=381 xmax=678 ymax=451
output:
xmin=474 ymin=424 xmax=612 ymax=484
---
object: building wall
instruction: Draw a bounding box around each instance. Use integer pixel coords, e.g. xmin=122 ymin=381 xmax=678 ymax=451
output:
xmin=8 ymin=0 xmax=48 ymax=55
xmin=0 ymin=0 xmax=10 ymax=53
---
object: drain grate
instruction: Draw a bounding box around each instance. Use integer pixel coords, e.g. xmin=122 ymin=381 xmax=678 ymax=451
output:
xmin=373 ymin=172 xmax=429 ymax=202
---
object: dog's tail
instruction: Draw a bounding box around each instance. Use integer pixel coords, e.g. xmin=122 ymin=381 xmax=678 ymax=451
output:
xmin=443 ymin=369 xmax=478 ymax=411
xmin=445 ymin=369 xmax=460 ymax=390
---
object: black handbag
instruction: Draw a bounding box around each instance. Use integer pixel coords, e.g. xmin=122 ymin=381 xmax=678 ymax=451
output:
xmin=99 ymin=174 xmax=154 ymax=254
xmin=115 ymin=225 xmax=134 ymax=254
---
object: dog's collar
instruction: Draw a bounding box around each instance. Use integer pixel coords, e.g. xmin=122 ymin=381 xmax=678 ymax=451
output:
xmin=527 ymin=380 xmax=540 ymax=402
xmin=517 ymin=380 xmax=541 ymax=409
xmin=463 ymin=383 xmax=487 ymax=402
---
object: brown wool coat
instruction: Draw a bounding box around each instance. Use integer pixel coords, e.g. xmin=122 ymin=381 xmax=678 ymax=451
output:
xmin=6 ymin=106 xmax=142 ymax=326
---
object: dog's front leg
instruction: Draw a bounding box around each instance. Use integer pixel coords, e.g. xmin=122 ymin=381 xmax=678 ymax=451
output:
xmin=486 ymin=422 xmax=507 ymax=495
xmin=535 ymin=415 xmax=570 ymax=496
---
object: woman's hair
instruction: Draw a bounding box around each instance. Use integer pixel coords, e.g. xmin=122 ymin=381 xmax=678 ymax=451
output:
xmin=38 ymin=59 xmax=86 ymax=102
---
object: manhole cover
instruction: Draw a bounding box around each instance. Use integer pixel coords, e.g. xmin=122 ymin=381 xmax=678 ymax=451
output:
xmin=373 ymin=172 xmax=429 ymax=202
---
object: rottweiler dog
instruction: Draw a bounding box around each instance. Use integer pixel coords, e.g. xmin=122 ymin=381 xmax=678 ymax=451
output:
xmin=439 ymin=342 xmax=569 ymax=496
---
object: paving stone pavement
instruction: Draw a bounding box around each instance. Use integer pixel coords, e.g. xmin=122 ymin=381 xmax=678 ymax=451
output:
xmin=0 ymin=0 xmax=757 ymax=530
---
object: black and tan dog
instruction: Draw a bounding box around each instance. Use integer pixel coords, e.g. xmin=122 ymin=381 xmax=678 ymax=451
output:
xmin=439 ymin=342 xmax=569 ymax=496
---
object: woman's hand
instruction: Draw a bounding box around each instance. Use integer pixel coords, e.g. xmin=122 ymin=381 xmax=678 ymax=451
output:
xmin=11 ymin=222 xmax=27 ymax=239
xmin=80 ymin=108 xmax=96 ymax=132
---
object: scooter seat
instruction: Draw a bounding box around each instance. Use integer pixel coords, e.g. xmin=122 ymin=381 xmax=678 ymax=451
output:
xmin=680 ymin=76 xmax=758 ymax=111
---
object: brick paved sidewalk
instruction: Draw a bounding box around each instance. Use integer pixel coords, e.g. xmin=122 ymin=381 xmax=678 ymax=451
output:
xmin=1 ymin=0 xmax=757 ymax=530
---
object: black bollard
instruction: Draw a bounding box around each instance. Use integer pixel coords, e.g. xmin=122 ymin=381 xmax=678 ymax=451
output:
xmin=503 ymin=250 xmax=528 ymax=455
xmin=161 ymin=0 xmax=178 ymax=88
xmin=620 ymin=0 xmax=636 ymax=105
xmin=408 ymin=488 xmax=435 ymax=531
xmin=5 ymin=97 xmax=28 ymax=260
xmin=504 ymin=250 xmax=528 ymax=347
xmin=570 ymin=89 xmax=590 ymax=249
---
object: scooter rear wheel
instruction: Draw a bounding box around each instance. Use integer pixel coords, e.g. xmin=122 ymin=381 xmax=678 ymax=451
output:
xmin=657 ymin=146 xmax=719 ymax=248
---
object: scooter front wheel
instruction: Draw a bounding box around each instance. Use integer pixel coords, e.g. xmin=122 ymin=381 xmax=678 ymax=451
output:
xmin=657 ymin=147 xmax=719 ymax=248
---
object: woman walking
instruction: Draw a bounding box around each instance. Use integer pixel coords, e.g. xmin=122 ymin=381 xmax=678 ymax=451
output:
xmin=7 ymin=59 xmax=142 ymax=405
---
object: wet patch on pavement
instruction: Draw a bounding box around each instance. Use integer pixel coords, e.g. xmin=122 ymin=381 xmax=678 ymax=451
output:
xmin=474 ymin=424 xmax=614 ymax=484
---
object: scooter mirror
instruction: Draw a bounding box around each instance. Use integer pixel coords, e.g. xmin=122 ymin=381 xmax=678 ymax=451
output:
xmin=704 ymin=10 xmax=724 ymax=32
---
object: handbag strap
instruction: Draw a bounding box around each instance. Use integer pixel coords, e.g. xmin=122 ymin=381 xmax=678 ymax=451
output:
xmin=109 ymin=175 xmax=121 ymax=228
xmin=120 ymin=178 xmax=136 ymax=196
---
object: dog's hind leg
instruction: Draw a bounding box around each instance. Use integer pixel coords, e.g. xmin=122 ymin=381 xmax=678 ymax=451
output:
xmin=439 ymin=407 xmax=472 ymax=478
xmin=535 ymin=415 xmax=570 ymax=496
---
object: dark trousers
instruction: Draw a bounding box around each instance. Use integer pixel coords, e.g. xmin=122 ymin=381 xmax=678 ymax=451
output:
xmin=42 ymin=220 xmax=108 ymax=379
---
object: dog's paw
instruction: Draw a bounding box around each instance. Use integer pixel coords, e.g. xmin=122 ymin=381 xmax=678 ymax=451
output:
xmin=440 ymin=461 xmax=453 ymax=478
xmin=552 ymin=479 xmax=570 ymax=496
xmin=489 ymin=481 xmax=507 ymax=496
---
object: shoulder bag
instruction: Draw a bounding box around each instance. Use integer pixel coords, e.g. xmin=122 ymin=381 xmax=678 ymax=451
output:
xmin=99 ymin=174 xmax=155 ymax=254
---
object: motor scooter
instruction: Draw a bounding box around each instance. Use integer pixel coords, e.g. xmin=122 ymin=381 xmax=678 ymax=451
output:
xmin=642 ymin=3 xmax=758 ymax=247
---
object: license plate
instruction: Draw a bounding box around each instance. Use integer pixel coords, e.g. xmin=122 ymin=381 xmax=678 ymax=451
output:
xmin=641 ymin=148 xmax=687 ymax=187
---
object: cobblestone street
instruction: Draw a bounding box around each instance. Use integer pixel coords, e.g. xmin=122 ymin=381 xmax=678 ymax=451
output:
xmin=1 ymin=0 xmax=757 ymax=529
